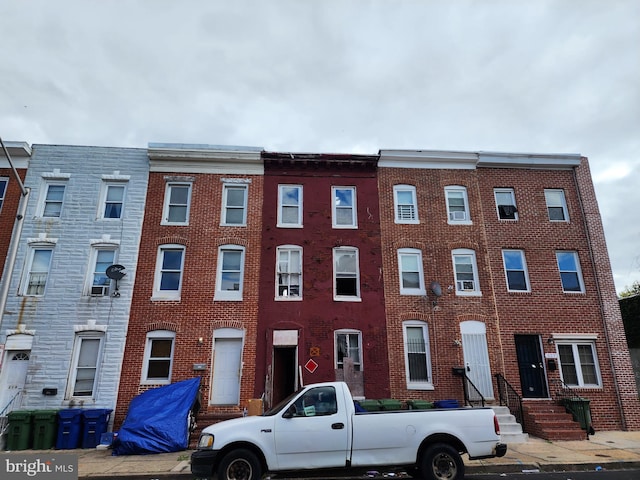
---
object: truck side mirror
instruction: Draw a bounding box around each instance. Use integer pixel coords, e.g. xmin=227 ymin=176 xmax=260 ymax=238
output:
xmin=282 ymin=405 xmax=296 ymax=419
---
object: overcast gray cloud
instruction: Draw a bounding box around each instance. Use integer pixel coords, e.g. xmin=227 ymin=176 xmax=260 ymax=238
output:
xmin=1 ymin=0 xmax=639 ymax=292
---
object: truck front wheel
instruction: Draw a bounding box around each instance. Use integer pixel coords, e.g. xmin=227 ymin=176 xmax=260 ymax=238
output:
xmin=420 ymin=443 xmax=464 ymax=480
xmin=217 ymin=449 xmax=262 ymax=480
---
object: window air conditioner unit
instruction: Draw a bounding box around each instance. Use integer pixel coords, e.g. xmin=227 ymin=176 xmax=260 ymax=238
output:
xmin=456 ymin=280 xmax=474 ymax=291
xmin=450 ymin=210 xmax=466 ymax=221
xmin=91 ymin=285 xmax=110 ymax=296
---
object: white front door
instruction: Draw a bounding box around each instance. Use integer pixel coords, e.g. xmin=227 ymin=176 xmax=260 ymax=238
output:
xmin=0 ymin=350 xmax=30 ymax=412
xmin=211 ymin=337 xmax=242 ymax=405
xmin=460 ymin=321 xmax=494 ymax=400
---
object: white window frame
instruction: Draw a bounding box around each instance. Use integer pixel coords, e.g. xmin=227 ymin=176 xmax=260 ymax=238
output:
xmin=39 ymin=182 xmax=66 ymax=218
xmin=66 ymin=332 xmax=104 ymax=399
xmin=142 ymin=330 xmax=176 ymax=385
xmin=275 ymin=245 xmax=302 ymax=300
xmin=21 ymin=245 xmax=54 ymax=296
xmin=85 ymin=248 xmax=117 ymax=296
xmin=0 ymin=177 xmax=8 ymax=213
xmin=403 ymin=321 xmax=433 ymax=390
xmin=277 ymin=184 xmax=303 ymax=228
xmin=332 ymin=186 xmax=357 ymax=228
xmin=162 ymin=182 xmax=192 ymax=225
xmin=335 ymin=329 xmax=363 ymax=372
xmin=333 ymin=247 xmax=361 ymax=301
xmin=502 ymin=249 xmax=530 ymax=292
xmin=221 ymin=183 xmax=248 ymax=226
xmin=556 ymin=250 xmax=585 ymax=293
xmin=494 ymin=188 xmax=518 ymax=221
xmin=445 ymin=186 xmax=471 ymax=224
xmin=393 ymin=185 xmax=419 ymax=224
xmin=452 ymin=248 xmax=481 ymax=296
xmin=214 ymin=245 xmax=246 ymax=301
xmin=545 ymin=189 xmax=569 ymax=222
xmin=152 ymin=245 xmax=185 ymax=300
xmin=99 ymin=182 xmax=127 ymax=220
xmin=556 ymin=339 xmax=602 ymax=388
xmin=398 ymin=248 xmax=426 ymax=295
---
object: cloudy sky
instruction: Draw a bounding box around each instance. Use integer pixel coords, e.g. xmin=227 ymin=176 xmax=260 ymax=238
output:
xmin=1 ymin=0 xmax=639 ymax=293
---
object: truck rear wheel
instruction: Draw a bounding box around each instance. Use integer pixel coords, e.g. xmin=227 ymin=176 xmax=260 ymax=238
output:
xmin=420 ymin=443 xmax=464 ymax=480
xmin=217 ymin=448 xmax=262 ymax=480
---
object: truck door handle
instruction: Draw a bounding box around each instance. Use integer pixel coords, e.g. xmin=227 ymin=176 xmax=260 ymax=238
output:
xmin=332 ymin=423 xmax=344 ymax=430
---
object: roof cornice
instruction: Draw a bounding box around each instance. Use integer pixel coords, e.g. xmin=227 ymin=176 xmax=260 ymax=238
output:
xmin=148 ymin=143 xmax=264 ymax=174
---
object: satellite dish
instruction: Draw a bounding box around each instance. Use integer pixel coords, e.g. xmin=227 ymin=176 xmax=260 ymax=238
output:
xmin=106 ymin=264 xmax=126 ymax=280
xmin=430 ymin=281 xmax=442 ymax=297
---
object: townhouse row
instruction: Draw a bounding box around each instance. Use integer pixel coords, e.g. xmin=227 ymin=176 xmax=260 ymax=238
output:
xmin=0 ymin=142 xmax=638 ymax=438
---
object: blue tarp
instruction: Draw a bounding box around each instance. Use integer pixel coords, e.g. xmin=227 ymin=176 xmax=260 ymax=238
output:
xmin=112 ymin=377 xmax=201 ymax=455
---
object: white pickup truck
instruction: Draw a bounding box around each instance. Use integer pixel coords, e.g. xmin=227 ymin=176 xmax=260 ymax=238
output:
xmin=191 ymin=381 xmax=507 ymax=480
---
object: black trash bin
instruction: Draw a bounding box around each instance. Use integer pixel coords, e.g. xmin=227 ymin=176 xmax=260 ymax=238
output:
xmin=56 ymin=409 xmax=83 ymax=449
xmin=81 ymin=409 xmax=112 ymax=448
xmin=32 ymin=410 xmax=58 ymax=449
xmin=6 ymin=410 xmax=33 ymax=450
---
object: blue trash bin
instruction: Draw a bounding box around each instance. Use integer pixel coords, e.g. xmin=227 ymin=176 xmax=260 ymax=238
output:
xmin=435 ymin=399 xmax=459 ymax=408
xmin=81 ymin=409 xmax=112 ymax=449
xmin=56 ymin=409 xmax=83 ymax=449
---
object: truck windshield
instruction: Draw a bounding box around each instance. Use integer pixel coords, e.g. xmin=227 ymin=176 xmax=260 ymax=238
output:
xmin=263 ymin=390 xmax=301 ymax=416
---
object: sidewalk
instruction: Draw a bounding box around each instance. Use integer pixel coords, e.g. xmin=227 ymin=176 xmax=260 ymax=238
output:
xmin=4 ymin=431 xmax=640 ymax=478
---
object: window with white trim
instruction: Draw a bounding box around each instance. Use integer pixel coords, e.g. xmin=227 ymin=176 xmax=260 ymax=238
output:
xmin=333 ymin=247 xmax=360 ymax=300
xmin=153 ymin=245 xmax=185 ymax=300
xmin=445 ymin=186 xmax=471 ymax=224
xmin=22 ymin=247 xmax=54 ymax=296
xmin=162 ymin=182 xmax=192 ymax=225
xmin=452 ymin=248 xmax=480 ymax=295
xmin=393 ymin=185 xmax=418 ymax=223
xmin=557 ymin=340 xmax=601 ymax=387
xmin=215 ymin=245 xmax=245 ymax=301
xmin=398 ymin=248 xmax=425 ymax=295
xmin=332 ymin=186 xmax=357 ymax=228
xmin=494 ymin=188 xmax=518 ymax=220
xmin=545 ymin=189 xmax=569 ymax=222
xmin=556 ymin=251 xmax=585 ymax=293
xmin=85 ymin=249 xmax=116 ymax=296
xmin=335 ymin=330 xmax=362 ymax=371
xmin=502 ymin=249 xmax=530 ymax=292
xmin=100 ymin=183 xmax=126 ymax=219
xmin=403 ymin=321 xmax=432 ymax=389
xmin=66 ymin=333 xmax=104 ymax=398
xmin=0 ymin=177 xmax=7 ymax=213
xmin=222 ymin=184 xmax=248 ymax=226
xmin=40 ymin=183 xmax=66 ymax=218
xmin=142 ymin=330 xmax=175 ymax=384
xmin=276 ymin=245 xmax=302 ymax=299
xmin=278 ymin=185 xmax=303 ymax=227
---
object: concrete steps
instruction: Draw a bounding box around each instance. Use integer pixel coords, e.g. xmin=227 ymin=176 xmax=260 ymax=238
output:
xmin=491 ymin=405 xmax=529 ymax=443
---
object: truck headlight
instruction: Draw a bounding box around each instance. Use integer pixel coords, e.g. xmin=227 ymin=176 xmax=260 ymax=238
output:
xmin=198 ymin=433 xmax=214 ymax=449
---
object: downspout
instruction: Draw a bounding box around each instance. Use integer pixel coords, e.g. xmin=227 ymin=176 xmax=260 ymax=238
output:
xmin=572 ymin=160 xmax=626 ymax=429
xmin=0 ymin=137 xmax=30 ymax=333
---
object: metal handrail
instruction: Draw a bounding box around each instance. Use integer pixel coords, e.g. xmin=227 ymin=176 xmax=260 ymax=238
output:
xmin=452 ymin=368 xmax=485 ymax=407
xmin=495 ymin=373 xmax=526 ymax=433
xmin=0 ymin=391 xmax=21 ymax=417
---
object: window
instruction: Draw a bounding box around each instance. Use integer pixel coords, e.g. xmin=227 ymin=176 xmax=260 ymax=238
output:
xmin=445 ymin=186 xmax=471 ymax=223
xmin=332 ymin=186 xmax=357 ymax=228
xmin=278 ymin=185 xmax=303 ymax=227
xmin=276 ymin=246 xmax=302 ymax=299
xmin=494 ymin=188 xmax=518 ymax=220
xmin=222 ymin=184 xmax=248 ymax=226
xmin=100 ymin=183 xmax=126 ymax=219
xmin=393 ymin=185 xmax=418 ymax=223
xmin=0 ymin=177 xmax=7 ymax=213
xmin=153 ymin=245 xmax=185 ymax=300
xmin=557 ymin=341 xmax=601 ymax=387
xmin=452 ymin=248 xmax=480 ymax=295
xmin=67 ymin=334 xmax=103 ymax=398
xmin=290 ymin=386 xmax=338 ymax=417
xmin=215 ymin=245 xmax=245 ymax=300
xmin=87 ymin=249 xmax=116 ymax=296
xmin=545 ymin=189 xmax=569 ymax=222
xmin=142 ymin=330 xmax=176 ymax=384
xmin=333 ymin=247 xmax=360 ymax=300
xmin=41 ymin=184 xmax=66 ymax=218
xmin=398 ymin=248 xmax=425 ymax=295
xmin=23 ymin=247 xmax=53 ymax=296
xmin=162 ymin=182 xmax=192 ymax=225
xmin=556 ymin=251 xmax=584 ymax=293
xmin=502 ymin=250 xmax=530 ymax=292
xmin=335 ymin=330 xmax=362 ymax=371
xmin=403 ymin=321 xmax=432 ymax=389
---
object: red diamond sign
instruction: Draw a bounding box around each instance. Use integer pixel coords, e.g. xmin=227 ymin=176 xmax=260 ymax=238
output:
xmin=304 ymin=359 xmax=318 ymax=373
